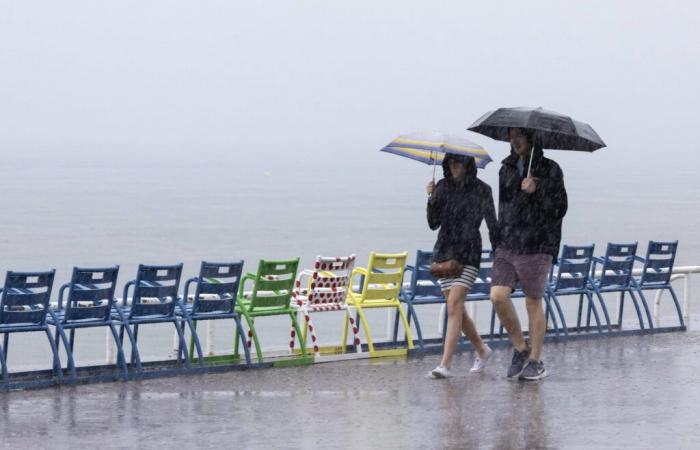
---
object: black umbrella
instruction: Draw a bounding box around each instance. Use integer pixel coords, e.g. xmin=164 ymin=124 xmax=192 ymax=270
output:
xmin=468 ymin=106 xmax=606 ymax=175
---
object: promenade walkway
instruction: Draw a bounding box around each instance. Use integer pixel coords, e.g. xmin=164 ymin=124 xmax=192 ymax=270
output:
xmin=2 ymin=321 xmax=699 ymax=449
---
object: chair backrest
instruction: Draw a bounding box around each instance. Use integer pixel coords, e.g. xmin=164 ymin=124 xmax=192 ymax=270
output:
xmin=63 ymin=266 xmax=119 ymax=322
xmin=409 ymin=250 xmax=441 ymax=298
xmin=248 ymin=258 xmax=299 ymax=310
xmin=470 ymin=249 xmax=494 ymax=296
xmin=0 ymin=270 xmax=55 ymax=326
xmin=639 ymin=240 xmax=678 ymax=286
xmin=552 ymin=245 xmax=595 ymax=291
xmin=597 ymin=242 xmax=637 ymax=288
xmin=193 ymin=261 xmax=243 ymax=314
xmin=358 ymin=252 xmax=408 ymax=303
xmin=130 ymin=264 xmax=183 ymax=318
xmin=296 ymin=255 xmax=355 ymax=308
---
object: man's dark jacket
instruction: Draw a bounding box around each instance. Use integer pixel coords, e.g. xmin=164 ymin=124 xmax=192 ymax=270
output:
xmin=427 ymin=157 xmax=498 ymax=270
xmin=498 ymin=147 xmax=568 ymax=260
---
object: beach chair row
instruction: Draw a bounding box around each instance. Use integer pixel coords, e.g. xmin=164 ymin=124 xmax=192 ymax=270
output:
xmin=0 ymin=252 xmax=414 ymax=389
xmin=396 ymin=240 xmax=683 ymax=349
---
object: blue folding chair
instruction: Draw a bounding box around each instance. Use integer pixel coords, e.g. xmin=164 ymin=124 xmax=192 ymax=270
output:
xmin=116 ymin=263 xmax=189 ymax=373
xmin=48 ymin=266 xmax=127 ymax=381
xmin=631 ymin=240 xmax=683 ymax=328
xmin=392 ymin=250 xmax=442 ymax=349
xmin=180 ymin=261 xmax=252 ymax=367
xmin=589 ymin=242 xmax=644 ymax=331
xmin=546 ymin=245 xmax=600 ymax=336
xmin=0 ymin=270 xmax=63 ymax=389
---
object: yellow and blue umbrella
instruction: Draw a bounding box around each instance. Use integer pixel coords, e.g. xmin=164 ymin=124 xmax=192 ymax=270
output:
xmin=380 ymin=132 xmax=492 ymax=180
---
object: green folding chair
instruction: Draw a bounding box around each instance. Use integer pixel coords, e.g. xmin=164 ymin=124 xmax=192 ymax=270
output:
xmin=234 ymin=258 xmax=307 ymax=364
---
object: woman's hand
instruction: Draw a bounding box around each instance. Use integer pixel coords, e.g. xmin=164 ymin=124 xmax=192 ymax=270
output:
xmin=426 ymin=180 xmax=435 ymax=195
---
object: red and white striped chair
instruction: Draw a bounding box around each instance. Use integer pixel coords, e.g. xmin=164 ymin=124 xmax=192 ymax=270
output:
xmin=289 ymin=255 xmax=359 ymax=358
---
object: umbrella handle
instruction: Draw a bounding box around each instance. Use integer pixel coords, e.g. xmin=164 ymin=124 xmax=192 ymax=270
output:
xmin=527 ymin=149 xmax=534 ymax=177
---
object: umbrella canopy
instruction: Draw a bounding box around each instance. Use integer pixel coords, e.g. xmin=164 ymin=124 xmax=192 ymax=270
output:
xmin=380 ymin=132 xmax=492 ymax=168
xmin=468 ymin=106 xmax=606 ymax=152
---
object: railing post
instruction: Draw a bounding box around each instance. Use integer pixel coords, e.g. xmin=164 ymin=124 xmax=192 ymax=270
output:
xmin=684 ymin=274 xmax=691 ymax=326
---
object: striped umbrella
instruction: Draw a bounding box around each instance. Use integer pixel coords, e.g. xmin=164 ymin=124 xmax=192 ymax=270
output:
xmin=380 ymin=132 xmax=492 ymax=181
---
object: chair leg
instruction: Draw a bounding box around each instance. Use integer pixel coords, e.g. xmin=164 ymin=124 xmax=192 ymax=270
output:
xmin=303 ymin=310 xmax=321 ymax=357
xmin=355 ymin=307 xmax=374 ymax=353
xmin=635 ymin=289 xmax=655 ymax=329
xmin=408 ymin=303 xmax=425 ymax=349
xmin=120 ymin=323 xmax=143 ymax=372
xmin=132 ymin=324 xmax=140 ymax=364
xmin=290 ymin=313 xmax=306 ymax=356
xmin=627 ymin=290 xmax=646 ymax=330
xmin=550 ymin=293 xmax=569 ymax=337
xmin=173 ymin=321 xmax=191 ymax=369
xmin=288 ymin=311 xmax=298 ymax=354
xmin=593 ymin=289 xmax=613 ymax=332
xmin=341 ymin=311 xmax=350 ymax=353
xmin=391 ymin=307 xmax=400 ymax=344
xmin=343 ymin=310 xmax=361 ymax=353
xmin=108 ymin=324 xmax=129 ymax=380
xmin=395 ymin=304 xmax=414 ymax=350
xmin=617 ymin=291 xmax=625 ymax=329
xmin=241 ymin=313 xmax=263 ymax=364
xmin=586 ymin=293 xmax=603 ymax=333
xmin=54 ymin=324 xmax=77 ymax=380
xmin=543 ymin=295 xmax=560 ymax=338
xmin=3 ymin=333 xmax=7 ymax=360
xmin=188 ymin=320 xmax=198 ymax=360
xmin=0 ymin=341 xmax=8 ymax=389
xmin=489 ymin=308 xmax=496 ymax=340
xmin=185 ymin=318 xmax=205 ymax=368
xmin=585 ymin=296 xmax=592 ymax=330
xmin=667 ymin=286 xmax=685 ymax=328
xmin=576 ymin=294 xmax=584 ymax=330
xmin=233 ymin=315 xmax=252 ymax=365
xmin=69 ymin=328 xmax=76 ymax=353
xmin=44 ymin=329 xmax=63 ymax=383
xmin=442 ymin=307 xmax=449 ymax=342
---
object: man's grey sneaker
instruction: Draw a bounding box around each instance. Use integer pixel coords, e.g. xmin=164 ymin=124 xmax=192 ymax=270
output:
xmin=507 ymin=346 xmax=531 ymax=380
xmin=519 ymin=359 xmax=548 ymax=381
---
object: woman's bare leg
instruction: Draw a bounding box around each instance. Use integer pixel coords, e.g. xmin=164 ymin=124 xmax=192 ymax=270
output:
xmin=440 ymin=285 xmax=470 ymax=368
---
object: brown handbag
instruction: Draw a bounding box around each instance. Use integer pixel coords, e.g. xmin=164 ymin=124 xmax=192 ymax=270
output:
xmin=429 ymin=259 xmax=464 ymax=278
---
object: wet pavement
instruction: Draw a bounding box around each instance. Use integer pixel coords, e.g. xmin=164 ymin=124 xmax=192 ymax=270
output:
xmin=1 ymin=331 xmax=699 ymax=449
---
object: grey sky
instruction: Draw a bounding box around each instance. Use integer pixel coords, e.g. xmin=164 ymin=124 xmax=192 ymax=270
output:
xmin=1 ymin=0 xmax=698 ymax=163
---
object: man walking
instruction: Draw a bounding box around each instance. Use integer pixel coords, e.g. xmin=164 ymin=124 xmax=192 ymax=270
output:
xmin=490 ymin=128 xmax=568 ymax=381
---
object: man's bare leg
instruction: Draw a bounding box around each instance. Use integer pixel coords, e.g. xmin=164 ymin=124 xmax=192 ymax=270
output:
xmin=526 ymin=297 xmax=545 ymax=361
xmin=490 ymin=286 xmax=527 ymax=352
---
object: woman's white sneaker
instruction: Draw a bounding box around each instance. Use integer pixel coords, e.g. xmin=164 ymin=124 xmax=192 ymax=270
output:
xmin=430 ymin=366 xmax=452 ymax=379
xmin=470 ymin=345 xmax=493 ymax=373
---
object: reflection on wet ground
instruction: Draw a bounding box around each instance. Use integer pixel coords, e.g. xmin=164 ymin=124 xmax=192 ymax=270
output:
xmin=2 ymin=331 xmax=699 ymax=449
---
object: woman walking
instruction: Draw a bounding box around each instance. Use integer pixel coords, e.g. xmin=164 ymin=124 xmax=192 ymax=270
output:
xmin=427 ymin=153 xmax=498 ymax=378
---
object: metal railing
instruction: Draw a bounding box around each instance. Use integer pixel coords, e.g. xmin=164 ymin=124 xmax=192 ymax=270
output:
xmin=102 ymin=266 xmax=699 ymax=363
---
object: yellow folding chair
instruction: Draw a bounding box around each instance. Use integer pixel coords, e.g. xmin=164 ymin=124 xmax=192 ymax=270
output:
xmin=344 ymin=251 xmax=413 ymax=357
